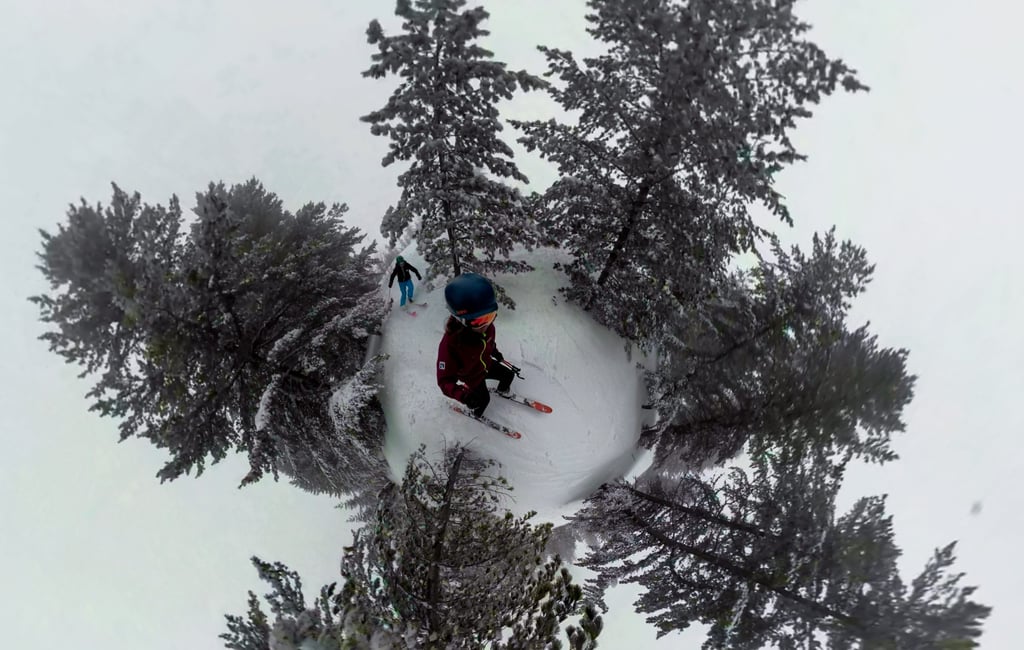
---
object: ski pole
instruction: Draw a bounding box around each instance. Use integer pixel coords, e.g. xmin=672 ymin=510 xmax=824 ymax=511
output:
xmin=499 ymin=359 xmax=524 ymax=379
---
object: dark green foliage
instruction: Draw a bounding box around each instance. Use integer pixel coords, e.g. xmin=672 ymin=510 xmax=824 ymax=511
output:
xmin=32 ymin=179 xmax=388 ymax=490
xmin=513 ymin=0 xmax=867 ymax=345
xmin=222 ymin=591 xmax=272 ymax=650
xmin=223 ymin=447 xmax=602 ymax=649
xmin=343 ymin=445 xmax=601 ymax=648
xmin=573 ymin=449 xmax=990 ymax=648
xmin=222 ymin=558 xmax=357 ymax=650
xmin=362 ymin=0 xmax=545 ymax=303
xmin=645 ymin=230 xmax=915 ymax=471
xmin=574 ymin=448 xmax=843 ymax=644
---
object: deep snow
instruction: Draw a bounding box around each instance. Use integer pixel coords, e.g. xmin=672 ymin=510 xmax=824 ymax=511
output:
xmin=377 ymin=247 xmax=649 ymax=522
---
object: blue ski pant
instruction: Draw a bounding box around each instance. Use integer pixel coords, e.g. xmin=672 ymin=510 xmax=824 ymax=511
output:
xmin=398 ymin=279 xmax=415 ymax=306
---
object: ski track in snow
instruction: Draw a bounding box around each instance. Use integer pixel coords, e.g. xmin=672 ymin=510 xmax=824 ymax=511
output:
xmin=378 ymin=247 xmax=647 ymax=522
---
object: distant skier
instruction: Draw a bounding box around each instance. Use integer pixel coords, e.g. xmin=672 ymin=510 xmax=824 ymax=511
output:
xmin=437 ymin=273 xmax=515 ymax=418
xmin=388 ymin=255 xmax=422 ymax=309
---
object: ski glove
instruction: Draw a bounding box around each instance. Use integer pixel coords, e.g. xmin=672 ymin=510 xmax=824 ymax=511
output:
xmin=491 ymin=350 xmax=504 ymax=363
xmin=462 ymin=383 xmax=489 ymax=411
xmin=450 ymin=380 xmax=476 ymax=403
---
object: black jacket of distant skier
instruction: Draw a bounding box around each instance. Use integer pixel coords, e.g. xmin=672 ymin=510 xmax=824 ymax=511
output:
xmin=388 ymin=260 xmax=422 ymax=287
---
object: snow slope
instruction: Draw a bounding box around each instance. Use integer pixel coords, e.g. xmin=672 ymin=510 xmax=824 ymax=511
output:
xmin=378 ymin=247 xmax=648 ymax=522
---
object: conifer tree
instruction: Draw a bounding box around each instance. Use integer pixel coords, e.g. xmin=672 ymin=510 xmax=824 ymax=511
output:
xmin=32 ymin=180 xmax=388 ymax=490
xmin=644 ymin=230 xmax=915 ymax=471
xmin=514 ymin=0 xmax=867 ymax=344
xmin=572 ymin=450 xmax=990 ymax=648
xmin=362 ymin=0 xmax=545 ymax=306
xmin=223 ymin=446 xmax=602 ymax=649
xmin=221 ymin=556 xmax=407 ymax=650
xmin=346 ymin=445 xmax=601 ymax=648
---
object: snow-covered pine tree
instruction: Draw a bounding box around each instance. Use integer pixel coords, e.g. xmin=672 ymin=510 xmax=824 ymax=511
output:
xmin=819 ymin=500 xmax=991 ymax=649
xmin=221 ymin=556 xmax=411 ymax=650
xmin=257 ymin=286 xmax=391 ymax=501
xmin=32 ymin=180 xmax=389 ymax=492
xmin=644 ymin=230 xmax=915 ymax=471
xmin=572 ymin=449 xmax=990 ymax=648
xmin=344 ymin=445 xmax=602 ymax=648
xmin=362 ymin=0 xmax=546 ymax=306
xmin=513 ymin=0 xmax=867 ymax=345
xmin=222 ymin=446 xmax=602 ymax=650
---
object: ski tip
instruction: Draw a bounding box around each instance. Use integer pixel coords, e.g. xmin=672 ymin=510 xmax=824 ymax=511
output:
xmin=532 ymin=402 xmax=553 ymax=413
xmin=509 ymin=431 xmax=522 ymax=439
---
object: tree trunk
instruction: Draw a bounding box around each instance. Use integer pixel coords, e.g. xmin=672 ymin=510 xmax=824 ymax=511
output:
xmin=430 ymin=32 xmax=461 ymax=277
xmin=426 ymin=449 xmax=465 ymax=633
xmin=586 ymin=181 xmax=652 ymax=310
xmin=444 ymin=194 xmax=461 ymax=276
xmin=626 ymin=484 xmax=776 ymax=539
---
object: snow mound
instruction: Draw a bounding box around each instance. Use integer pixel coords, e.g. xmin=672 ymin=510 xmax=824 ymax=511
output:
xmin=378 ymin=247 xmax=646 ymax=521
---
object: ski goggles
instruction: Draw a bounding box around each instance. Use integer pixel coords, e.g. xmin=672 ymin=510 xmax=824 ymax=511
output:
xmin=467 ymin=311 xmax=497 ymax=329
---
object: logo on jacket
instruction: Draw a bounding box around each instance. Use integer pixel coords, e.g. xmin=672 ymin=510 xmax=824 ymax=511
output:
xmin=438 ymin=361 xmax=446 ymax=370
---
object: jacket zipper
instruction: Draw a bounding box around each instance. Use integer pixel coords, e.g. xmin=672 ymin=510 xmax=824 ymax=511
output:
xmin=477 ymin=332 xmax=488 ymax=370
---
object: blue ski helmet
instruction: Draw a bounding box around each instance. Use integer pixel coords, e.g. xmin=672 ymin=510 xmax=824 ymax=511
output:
xmin=444 ymin=272 xmax=497 ymax=323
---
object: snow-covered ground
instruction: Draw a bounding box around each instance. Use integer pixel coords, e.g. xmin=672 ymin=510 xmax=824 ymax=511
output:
xmin=375 ymin=249 xmax=705 ymax=646
xmin=378 ymin=246 xmax=649 ymax=522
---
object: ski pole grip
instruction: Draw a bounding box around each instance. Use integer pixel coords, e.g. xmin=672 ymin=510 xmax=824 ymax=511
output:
xmin=501 ymin=359 xmax=524 ymax=379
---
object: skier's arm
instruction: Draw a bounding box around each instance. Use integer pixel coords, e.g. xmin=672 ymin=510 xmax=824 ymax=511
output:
xmin=489 ymin=324 xmax=503 ymax=362
xmin=437 ymin=342 xmax=468 ymax=401
xmin=410 ymin=263 xmax=422 ymax=280
xmin=388 ymin=266 xmax=398 ymax=288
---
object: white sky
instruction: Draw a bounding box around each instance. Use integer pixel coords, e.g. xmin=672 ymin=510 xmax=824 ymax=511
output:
xmin=1 ymin=0 xmax=1021 ymax=647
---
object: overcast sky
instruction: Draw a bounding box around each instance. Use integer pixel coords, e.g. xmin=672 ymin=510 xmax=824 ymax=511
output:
xmin=1 ymin=0 xmax=1021 ymax=648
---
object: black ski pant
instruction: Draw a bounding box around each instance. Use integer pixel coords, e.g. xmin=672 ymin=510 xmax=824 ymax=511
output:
xmin=463 ymin=363 xmax=515 ymax=417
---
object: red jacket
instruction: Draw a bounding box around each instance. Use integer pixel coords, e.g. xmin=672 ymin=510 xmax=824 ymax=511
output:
xmin=437 ymin=317 xmax=502 ymax=401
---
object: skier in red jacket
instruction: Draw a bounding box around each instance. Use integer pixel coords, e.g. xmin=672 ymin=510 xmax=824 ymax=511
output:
xmin=436 ymin=273 xmax=515 ymax=417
